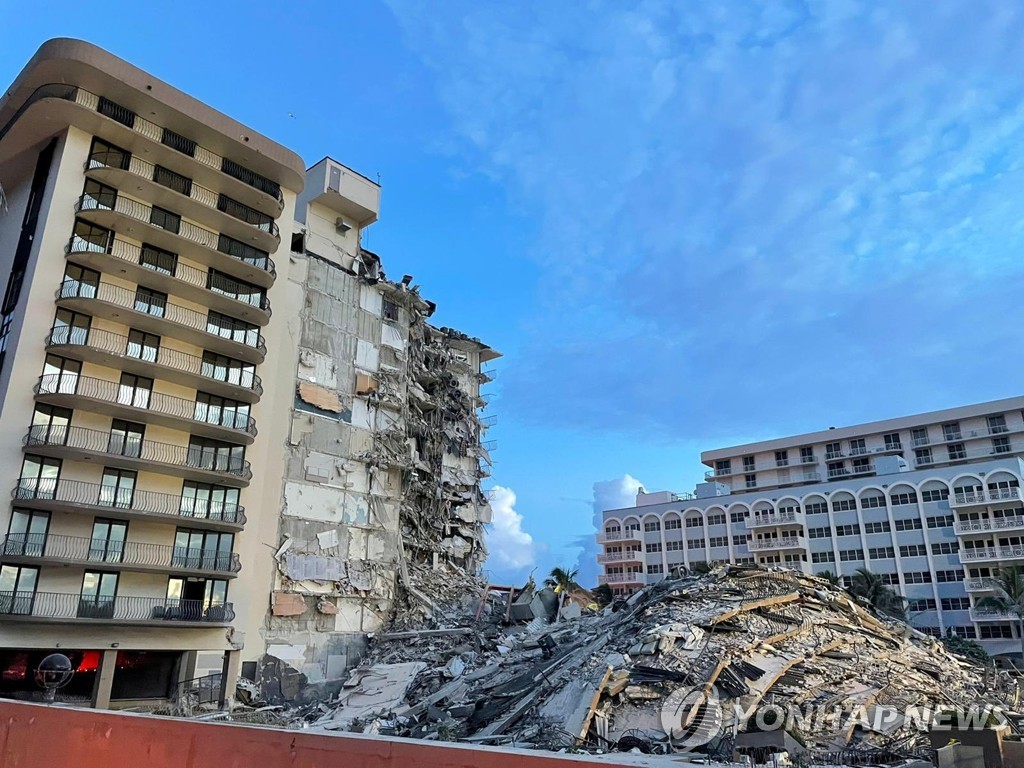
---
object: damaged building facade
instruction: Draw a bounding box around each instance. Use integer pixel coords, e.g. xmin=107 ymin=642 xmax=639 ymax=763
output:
xmin=0 ymin=39 xmax=496 ymax=707
xmin=600 ymin=395 xmax=1024 ymax=657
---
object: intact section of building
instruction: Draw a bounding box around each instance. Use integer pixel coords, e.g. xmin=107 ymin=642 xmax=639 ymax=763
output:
xmin=598 ymin=396 xmax=1024 ymax=657
xmin=0 ymin=40 xmax=497 ymax=707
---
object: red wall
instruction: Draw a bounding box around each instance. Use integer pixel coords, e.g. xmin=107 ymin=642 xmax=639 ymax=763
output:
xmin=0 ymin=700 xmax=642 ymax=768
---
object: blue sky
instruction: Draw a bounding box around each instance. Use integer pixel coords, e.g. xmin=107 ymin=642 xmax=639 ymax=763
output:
xmin=6 ymin=1 xmax=1024 ymax=586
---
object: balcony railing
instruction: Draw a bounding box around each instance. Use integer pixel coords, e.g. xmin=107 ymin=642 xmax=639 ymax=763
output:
xmin=0 ymin=590 xmax=234 ymax=625
xmin=1 ymin=533 xmax=240 ymax=575
xmin=746 ymin=511 xmax=803 ymax=529
xmin=748 ymin=536 xmax=806 ymax=552
xmin=87 ymin=150 xmax=279 ymax=238
xmin=596 ymin=550 xmax=643 ymax=564
xmin=970 ymin=606 xmax=1019 ymax=622
xmin=75 ymin=194 xmax=275 ymax=278
xmin=35 ymin=374 xmax=257 ymax=438
xmin=598 ymin=572 xmax=645 ymax=585
xmin=912 ymin=436 xmax=931 ymax=447
xmin=954 ymin=516 xmax=1024 ymax=535
xmin=959 ymin=546 xmax=1024 ymax=563
xmin=55 ymin=279 xmax=266 ymax=358
xmin=596 ymin=530 xmax=643 ymax=544
xmin=46 ymin=326 xmax=263 ymax=399
xmin=953 ymin=487 xmax=1024 ymax=507
xmin=965 ymin=577 xmax=998 ymax=592
xmin=12 ymin=478 xmax=245 ymax=527
xmin=24 ymin=424 xmax=252 ymax=481
xmin=67 ymin=235 xmax=271 ymax=316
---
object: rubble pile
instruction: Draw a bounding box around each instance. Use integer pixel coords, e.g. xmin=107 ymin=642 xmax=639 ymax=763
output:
xmin=276 ymin=565 xmax=1021 ymax=759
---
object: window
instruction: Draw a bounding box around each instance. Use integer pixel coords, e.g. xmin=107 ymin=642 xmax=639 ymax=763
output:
xmin=194 ymin=393 xmax=251 ymax=431
xmin=134 ymin=286 xmax=167 ymax=317
xmin=63 ymin=262 xmax=100 ymax=298
xmin=835 ymin=524 xmax=860 ymax=536
xmin=88 ymin=137 xmax=130 ymax=171
xmin=895 ymin=518 xmax=923 ymax=531
xmin=827 ymin=461 xmax=846 ymax=479
xmin=915 ymin=447 xmax=933 ymax=465
xmin=709 ymin=536 xmax=728 ymax=548
xmin=207 ymin=311 xmax=259 ymax=348
xmin=980 ymin=625 xmax=1013 ymax=639
xmin=922 ymin=488 xmax=949 ymax=503
xmin=201 ymin=351 xmax=256 ymax=389
xmin=173 ymin=529 xmax=234 ymax=571
xmin=187 ymin=437 xmax=246 ymax=473
xmin=714 ymin=460 xmax=731 ymax=476
xmin=645 ymin=542 xmax=662 ymax=553
xmin=207 ymin=270 xmax=266 ymax=309
xmin=687 ymin=538 xmax=706 ymax=549
xmin=900 ymin=544 xmax=927 ymax=557
xmin=664 ymin=518 xmax=681 ymax=530
xmin=686 ymin=516 xmax=702 ymax=528
xmin=800 ymin=446 xmax=815 ymax=463
xmin=99 ymin=468 xmax=136 ymax=509
xmin=153 ymin=165 xmax=192 ymax=196
xmin=665 ymin=540 xmax=683 ymax=551
xmin=942 ymin=598 xmax=971 ymax=611
xmin=742 ymin=455 xmax=755 ymax=472
xmin=775 ymin=450 xmax=789 ymax=467
xmin=730 ymin=511 xmax=747 ymax=523
xmin=644 ymin=521 xmax=660 ymax=532
xmin=850 ymin=438 xmax=866 ymax=455
xmin=911 ymin=427 xmax=929 ymax=446
xmin=17 ymin=455 xmax=61 ymax=500
xmin=41 ymin=355 xmax=81 ymax=395
xmin=139 ymin=244 xmax=177 ymax=275
xmin=879 ymin=573 xmax=900 ymax=585
xmin=884 ymin=433 xmax=902 ymax=450
xmin=932 ymin=542 xmax=959 ymax=555
xmin=805 ymin=501 xmax=828 ymax=514
xmin=706 ymin=514 xmax=726 ymax=526
xmin=943 ymin=422 xmax=962 ymax=441
xmin=928 ymin=515 xmax=954 ymax=529
xmin=908 ymin=598 xmax=937 ymax=612
xmin=0 ymin=565 xmax=39 ymax=615
xmin=744 ymin=474 xmax=756 ymax=489
xmin=648 ymin=564 xmax=664 ymax=575
xmin=851 ymin=458 xmax=871 ymax=474
xmin=868 ymin=547 xmax=895 ymax=559
xmin=890 ymin=491 xmax=918 ymax=505
xmin=808 ymin=527 xmax=831 ymax=539
xmin=71 ymin=218 xmax=113 ymax=253
xmin=861 ymin=495 xmax=885 ymax=509
xmin=826 ymin=442 xmax=842 ymax=460
xmin=952 ymin=626 xmax=977 ymax=639
xmin=993 ymin=436 xmax=1011 ymax=454
xmin=732 ymin=534 xmax=749 ymax=545
xmin=832 ymin=497 xmax=856 ymax=512
xmin=382 ymin=299 xmax=399 ymax=322
xmin=863 ymin=521 xmax=890 ymax=534
xmin=217 ymin=233 xmax=271 ymax=270
xmin=30 ymin=404 xmax=72 ymax=445
xmin=840 ymin=549 xmax=863 ymax=562
xmin=149 ymin=205 xmax=181 ymax=234
xmin=936 ymin=569 xmax=964 ymax=583
xmin=125 ymin=329 xmax=160 ymax=363
xmin=812 ymin=551 xmax=835 ymax=563
xmin=79 ymin=571 xmax=118 ymax=619
xmin=5 ymin=509 xmax=50 ymax=557
xmin=108 ymin=419 xmax=145 ymax=458
xmin=904 ymin=571 xmax=933 ymax=584
xmin=118 ymin=373 xmax=152 ymax=409
xmin=81 ymin=179 xmax=117 ymax=211
xmin=89 ymin=519 xmax=128 ymax=564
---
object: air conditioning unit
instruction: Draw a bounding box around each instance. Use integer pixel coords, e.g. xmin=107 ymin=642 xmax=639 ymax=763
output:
xmin=336 ymin=217 xmax=351 ymax=234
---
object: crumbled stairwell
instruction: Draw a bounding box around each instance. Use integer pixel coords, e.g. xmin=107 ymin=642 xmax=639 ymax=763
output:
xmin=262 ymin=239 xmax=498 ymax=681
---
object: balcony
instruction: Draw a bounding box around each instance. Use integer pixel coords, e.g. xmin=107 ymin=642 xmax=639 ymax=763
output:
xmin=35 ymin=375 xmax=256 ymax=444
xmin=596 ymin=550 xmax=644 ymax=564
xmin=965 ymin=577 xmax=998 ymax=593
xmin=952 ymin=487 xmax=1024 ymax=508
xmin=955 ymin=516 xmax=1024 ymax=536
xmin=912 ymin=436 xmax=931 ymax=447
xmin=959 ymin=546 xmax=1024 ymax=564
xmin=596 ymin=530 xmax=643 ymax=544
xmin=75 ymin=194 xmax=275 ymax=289
xmin=0 ymin=591 xmax=234 ymax=627
xmin=598 ymin=572 xmax=645 ymax=585
xmin=55 ymin=279 xmax=266 ymax=364
xmin=926 ymin=442 xmax=1020 ymax=467
xmin=746 ymin=511 xmax=804 ymax=530
xmin=12 ymin=478 xmax=245 ymax=531
xmin=67 ymin=235 xmax=271 ymax=325
xmin=849 ymin=446 xmax=868 ymax=456
xmin=86 ymin=149 xmax=280 ymax=249
xmin=23 ymin=425 xmax=251 ymax=486
xmin=748 ymin=535 xmax=807 ymax=552
xmin=970 ymin=606 xmax=1019 ymax=622
xmin=800 ymin=455 xmax=817 ymax=464
xmin=705 ymin=467 xmax=736 ymax=480
xmin=46 ymin=326 xmax=262 ymax=403
xmin=1 ymin=534 xmax=240 ymax=577
xmin=3 ymin=84 xmax=285 ymax=215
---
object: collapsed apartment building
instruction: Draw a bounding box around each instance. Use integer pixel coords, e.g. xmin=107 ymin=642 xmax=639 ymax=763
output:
xmin=256 ymin=168 xmax=500 ymax=677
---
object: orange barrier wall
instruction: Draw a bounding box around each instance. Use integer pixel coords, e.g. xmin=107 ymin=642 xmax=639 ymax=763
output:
xmin=0 ymin=700 xmax=644 ymax=768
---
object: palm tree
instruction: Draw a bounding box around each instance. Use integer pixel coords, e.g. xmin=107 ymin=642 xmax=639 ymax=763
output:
xmin=977 ymin=567 xmax=1024 ymax=661
xmin=817 ymin=570 xmax=840 ymax=586
xmin=545 ymin=566 xmax=581 ymax=593
xmin=849 ymin=567 xmax=906 ymax=619
xmin=592 ymin=583 xmax=614 ymax=607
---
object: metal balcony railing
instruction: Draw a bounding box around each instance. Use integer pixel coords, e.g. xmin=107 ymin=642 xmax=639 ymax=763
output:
xmin=954 ymin=516 xmax=1024 ymax=535
xmin=0 ymin=590 xmax=235 ymax=624
xmin=55 ymin=279 xmax=266 ymax=356
xmin=87 ymin=150 xmax=279 ymax=238
xmin=596 ymin=530 xmax=643 ymax=544
xmin=965 ymin=577 xmax=998 ymax=592
xmin=748 ymin=536 xmax=806 ymax=552
xmin=23 ymin=424 xmax=252 ymax=481
xmin=970 ymin=606 xmax=1018 ymax=622
xmin=35 ymin=374 xmax=257 ymax=437
xmin=596 ymin=550 xmax=643 ymax=564
xmin=598 ymin=573 xmax=644 ymax=585
xmin=67 ymin=235 xmax=272 ymax=315
xmin=45 ymin=326 xmax=263 ymax=398
xmin=746 ymin=511 xmax=802 ymax=528
xmin=960 ymin=546 xmax=1024 ymax=562
xmin=953 ymin=487 xmax=1024 ymax=507
xmin=12 ymin=478 xmax=245 ymax=526
xmin=1 ymin=533 xmax=240 ymax=574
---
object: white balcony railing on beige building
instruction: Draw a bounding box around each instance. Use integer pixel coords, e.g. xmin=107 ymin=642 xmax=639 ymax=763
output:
xmin=745 ymin=511 xmax=804 ymax=530
xmin=596 ymin=530 xmax=643 ymax=545
xmin=597 ymin=572 xmax=645 ymax=585
xmin=596 ymin=550 xmax=643 ymax=564
xmin=748 ymin=535 xmax=807 ymax=552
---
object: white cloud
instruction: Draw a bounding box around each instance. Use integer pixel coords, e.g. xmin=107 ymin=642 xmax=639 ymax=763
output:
xmin=485 ymin=485 xmax=538 ymax=577
xmin=575 ymin=474 xmax=644 ymax=585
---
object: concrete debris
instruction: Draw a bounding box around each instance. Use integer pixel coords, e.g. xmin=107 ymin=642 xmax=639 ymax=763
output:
xmin=236 ymin=565 xmax=1024 ymax=762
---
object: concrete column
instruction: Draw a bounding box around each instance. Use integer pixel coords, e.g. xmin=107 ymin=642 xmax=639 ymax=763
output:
xmin=218 ymin=650 xmax=241 ymax=710
xmin=91 ymin=650 xmax=117 ymax=710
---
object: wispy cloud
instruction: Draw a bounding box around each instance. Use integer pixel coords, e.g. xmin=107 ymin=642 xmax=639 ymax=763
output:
xmin=388 ymin=1 xmax=1024 ymax=441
